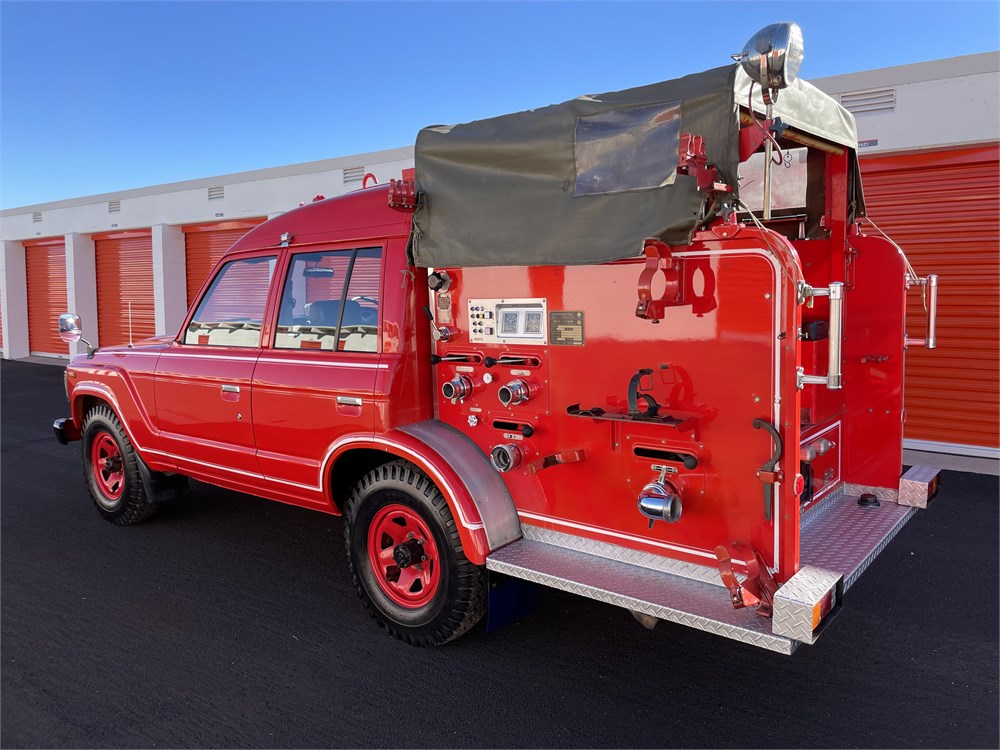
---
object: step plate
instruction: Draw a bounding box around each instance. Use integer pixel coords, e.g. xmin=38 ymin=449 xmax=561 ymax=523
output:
xmin=487 ymin=539 xmax=797 ymax=654
xmin=488 ymin=492 xmax=917 ymax=654
xmin=800 ymin=491 xmax=917 ymax=590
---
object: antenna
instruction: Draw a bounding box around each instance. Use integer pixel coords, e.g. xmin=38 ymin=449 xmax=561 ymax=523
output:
xmin=128 ymin=301 xmax=134 ymax=348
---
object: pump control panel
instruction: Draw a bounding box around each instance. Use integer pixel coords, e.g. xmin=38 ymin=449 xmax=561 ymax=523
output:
xmin=468 ymin=298 xmax=548 ymax=345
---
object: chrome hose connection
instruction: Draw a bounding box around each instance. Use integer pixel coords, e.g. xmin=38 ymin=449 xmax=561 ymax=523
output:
xmin=498 ymin=379 xmax=532 ymax=407
xmin=441 ymin=375 xmax=474 ymax=401
xmin=490 ymin=444 xmax=522 ymax=473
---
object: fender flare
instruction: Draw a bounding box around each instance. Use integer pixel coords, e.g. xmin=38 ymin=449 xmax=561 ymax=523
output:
xmin=324 ymin=420 xmax=522 ymax=565
xmin=70 ymin=382 xmax=186 ymax=502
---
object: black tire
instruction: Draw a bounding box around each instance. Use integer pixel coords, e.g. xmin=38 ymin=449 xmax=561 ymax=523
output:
xmin=344 ymin=460 xmax=486 ymax=646
xmin=81 ymin=405 xmax=156 ymax=525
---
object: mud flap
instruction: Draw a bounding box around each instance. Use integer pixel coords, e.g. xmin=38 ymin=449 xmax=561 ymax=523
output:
xmin=135 ymin=453 xmax=189 ymax=505
xmin=486 ymin=571 xmax=536 ymax=633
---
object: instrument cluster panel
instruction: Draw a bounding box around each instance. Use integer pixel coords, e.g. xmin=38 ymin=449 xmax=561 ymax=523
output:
xmin=467 ymin=298 xmax=548 ymax=346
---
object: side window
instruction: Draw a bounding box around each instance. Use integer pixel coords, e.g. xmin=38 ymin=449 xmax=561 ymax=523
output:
xmin=184 ymin=256 xmax=276 ymax=347
xmin=275 ymin=247 xmax=381 ymax=353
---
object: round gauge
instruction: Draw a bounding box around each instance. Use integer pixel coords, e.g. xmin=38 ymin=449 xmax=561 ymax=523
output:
xmin=483 ymin=373 xmax=494 ymax=384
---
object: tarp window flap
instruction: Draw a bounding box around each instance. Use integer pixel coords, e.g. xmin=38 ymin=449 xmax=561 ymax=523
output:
xmin=574 ymin=101 xmax=681 ymax=196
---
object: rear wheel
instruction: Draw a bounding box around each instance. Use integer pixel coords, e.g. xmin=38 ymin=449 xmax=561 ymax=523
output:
xmin=344 ymin=460 xmax=486 ymax=646
xmin=81 ymin=405 xmax=156 ymax=525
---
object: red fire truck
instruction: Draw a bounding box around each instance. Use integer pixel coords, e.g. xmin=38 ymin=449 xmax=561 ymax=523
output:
xmin=53 ymin=24 xmax=939 ymax=653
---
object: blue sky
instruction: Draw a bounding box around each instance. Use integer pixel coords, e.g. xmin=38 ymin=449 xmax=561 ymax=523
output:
xmin=2 ymin=0 xmax=997 ymax=208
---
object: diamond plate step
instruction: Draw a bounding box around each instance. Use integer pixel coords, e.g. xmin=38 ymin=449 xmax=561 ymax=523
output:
xmin=801 ymin=491 xmax=916 ymax=589
xmin=486 ymin=537 xmax=797 ymax=654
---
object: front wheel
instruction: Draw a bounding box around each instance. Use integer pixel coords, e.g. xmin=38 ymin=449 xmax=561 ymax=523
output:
xmin=81 ymin=405 xmax=156 ymax=525
xmin=344 ymin=460 xmax=486 ymax=646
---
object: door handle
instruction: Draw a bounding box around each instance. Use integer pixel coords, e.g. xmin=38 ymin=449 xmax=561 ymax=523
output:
xmin=336 ymin=396 xmax=363 ymax=406
xmin=221 ymin=384 xmax=240 ymax=393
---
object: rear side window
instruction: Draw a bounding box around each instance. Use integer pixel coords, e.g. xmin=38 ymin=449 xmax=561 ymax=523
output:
xmin=275 ymin=247 xmax=381 ymax=353
xmin=184 ymin=256 xmax=276 ymax=347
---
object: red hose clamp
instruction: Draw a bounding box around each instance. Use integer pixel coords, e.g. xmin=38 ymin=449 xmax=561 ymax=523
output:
xmin=714 ymin=541 xmax=778 ymax=617
xmin=635 ymin=239 xmax=682 ymax=321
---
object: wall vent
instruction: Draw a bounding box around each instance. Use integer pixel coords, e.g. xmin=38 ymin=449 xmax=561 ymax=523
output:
xmin=108 ymin=200 xmax=121 ymax=213
xmin=840 ymin=88 xmax=896 ymax=115
xmin=31 ymin=212 xmax=42 ymax=223
xmin=343 ymin=166 xmax=365 ymax=184
xmin=208 ymin=186 xmax=225 ymax=200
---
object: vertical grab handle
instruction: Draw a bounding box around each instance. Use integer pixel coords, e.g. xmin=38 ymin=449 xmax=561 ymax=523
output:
xmin=926 ymin=274 xmax=938 ymax=349
xmin=827 ymin=282 xmax=844 ymax=389
xmin=797 ymin=281 xmax=845 ymax=391
xmin=906 ymin=274 xmax=939 ymax=350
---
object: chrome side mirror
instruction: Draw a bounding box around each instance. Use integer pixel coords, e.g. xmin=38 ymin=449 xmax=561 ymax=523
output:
xmin=59 ymin=313 xmax=95 ymax=357
xmin=58 ymin=313 xmax=82 ymax=343
xmin=732 ymin=22 xmax=804 ymax=102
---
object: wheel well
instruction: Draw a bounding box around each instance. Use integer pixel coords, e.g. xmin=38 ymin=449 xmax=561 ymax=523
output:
xmin=77 ymin=394 xmax=106 ymax=423
xmin=328 ymin=449 xmax=397 ymax=512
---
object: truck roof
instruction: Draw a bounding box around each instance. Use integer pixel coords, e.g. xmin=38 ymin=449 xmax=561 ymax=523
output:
xmin=226 ymin=183 xmax=412 ymax=255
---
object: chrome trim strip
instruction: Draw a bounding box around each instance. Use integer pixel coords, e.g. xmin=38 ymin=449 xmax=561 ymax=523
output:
xmin=257 ymin=357 xmax=388 ymax=369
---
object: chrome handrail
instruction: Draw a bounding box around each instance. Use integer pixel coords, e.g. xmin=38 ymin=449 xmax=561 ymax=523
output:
xmin=797 ymin=281 xmax=844 ymax=390
xmin=906 ymin=274 xmax=939 ymax=350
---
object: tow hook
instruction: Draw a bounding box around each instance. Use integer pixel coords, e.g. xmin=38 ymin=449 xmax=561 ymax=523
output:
xmin=714 ymin=541 xmax=778 ymax=618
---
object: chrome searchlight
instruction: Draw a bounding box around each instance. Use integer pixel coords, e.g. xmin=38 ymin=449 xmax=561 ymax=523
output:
xmin=732 ymin=22 xmax=804 ymax=103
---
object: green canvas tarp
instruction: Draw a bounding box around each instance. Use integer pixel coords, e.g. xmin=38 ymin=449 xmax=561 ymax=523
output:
xmin=412 ymin=63 xmax=859 ymax=268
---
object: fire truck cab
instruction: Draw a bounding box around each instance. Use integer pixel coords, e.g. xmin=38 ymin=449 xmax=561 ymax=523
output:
xmin=54 ymin=24 xmax=940 ymax=654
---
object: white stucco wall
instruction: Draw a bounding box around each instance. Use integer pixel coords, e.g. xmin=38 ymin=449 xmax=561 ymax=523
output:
xmin=814 ymin=52 xmax=998 ymax=155
xmin=1 ymin=147 xmax=414 ymax=242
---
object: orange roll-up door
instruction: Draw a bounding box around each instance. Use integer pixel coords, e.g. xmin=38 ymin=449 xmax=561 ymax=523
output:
xmin=24 ymin=237 xmax=68 ymax=355
xmin=183 ymin=219 xmax=266 ymax=307
xmin=861 ymin=143 xmax=1000 ymax=451
xmin=95 ymin=230 xmax=155 ymax=347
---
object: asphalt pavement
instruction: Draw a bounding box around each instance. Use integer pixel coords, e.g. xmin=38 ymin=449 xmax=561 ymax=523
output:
xmin=2 ymin=359 xmax=997 ymax=749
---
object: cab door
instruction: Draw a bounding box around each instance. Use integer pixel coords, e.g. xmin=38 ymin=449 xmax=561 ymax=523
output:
xmin=251 ymin=245 xmax=382 ymax=504
xmin=154 ymin=252 xmax=278 ymax=481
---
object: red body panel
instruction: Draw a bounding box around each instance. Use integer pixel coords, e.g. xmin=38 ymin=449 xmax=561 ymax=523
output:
xmin=154 ymin=346 xmax=262 ymax=478
xmin=432 ymin=240 xmax=801 ymax=579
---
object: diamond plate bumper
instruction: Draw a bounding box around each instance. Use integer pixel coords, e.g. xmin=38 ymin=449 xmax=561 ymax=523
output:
xmin=486 ymin=535 xmax=799 ymax=654
xmin=772 ymin=566 xmax=843 ymax=644
xmin=898 ymin=465 xmax=941 ymax=508
xmin=489 ymin=483 xmax=919 ymax=653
